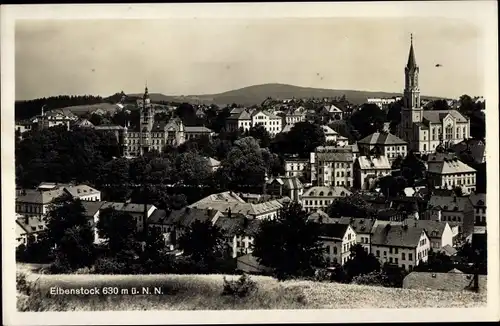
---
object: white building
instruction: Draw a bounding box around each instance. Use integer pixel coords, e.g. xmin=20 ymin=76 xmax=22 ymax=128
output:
xmin=354 ymin=155 xmax=392 ymax=190
xmin=312 ymin=146 xmax=354 ymax=187
xmin=427 ymin=154 xmax=477 ymax=194
xmin=318 ymin=223 xmax=357 ymax=266
xmin=357 ymin=132 xmax=407 ymax=163
xmin=321 ymin=125 xmax=349 ymax=146
xmin=469 ymin=193 xmax=486 ymax=226
xmin=301 ymin=186 xmax=352 ymax=213
xmin=226 ymin=108 xmax=283 ymax=137
xmin=371 ymin=223 xmax=431 ymax=272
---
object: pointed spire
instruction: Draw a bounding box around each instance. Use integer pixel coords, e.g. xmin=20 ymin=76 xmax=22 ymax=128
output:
xmin=407 ymin=33 xmax=417 ymax=69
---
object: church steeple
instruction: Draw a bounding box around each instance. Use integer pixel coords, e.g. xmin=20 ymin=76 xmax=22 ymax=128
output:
xmin=407 ymin=34 xmax=418 ymax=69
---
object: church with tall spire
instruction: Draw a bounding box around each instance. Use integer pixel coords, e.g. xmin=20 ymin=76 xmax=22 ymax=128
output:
xmin=396 ymin=34 xmax=470 ymax=153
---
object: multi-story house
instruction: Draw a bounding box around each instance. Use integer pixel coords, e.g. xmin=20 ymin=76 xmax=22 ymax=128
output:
xmin=266 ymin=176 xmax=304 ymax=202
xmin=300 ymin=186 xmax=352 ymax=213
xmin=405 ymin=219 xmax=454 ymax=251
xmin=281 ymin=107 xmax=307 ymax=127
xmin=189 ymin=191 xmax=283 ymax=220
xmin=318 ymin=223 xmax=357 ymax=265
xmin=353 ymin=155 xmax=392 ymax=190
xmin=322 ymin=125 xmax=349 ymax=146
xmin=15 ymin=183 xmax=101 ymax=219
xmin=424 ymin=195 xmax=475 ymax=237
xmin=284 ymin=157 xmax=310 ymax=179
xmin=367 ymin=97 xmax=400 ymax=109
xmin=326 ymin=104 xmax=344 ymax=120
xmin=337 ymin=217 xmax=375 ymax=253
xmin=469 ymin=193 xmax=486 ymax=226
xmin=427 ymin=154 xmax=477 ymax=194
xmin=214 ymin=214 xmax=262 ymax=258
xmin=371 ymin=223 xmax=431 ymax=272
xmin=396 ymin=36 xmax=470 ymax=153
xmin=226 ymin=108 xmax=282 ymax=137
xmin=311 ymin=146 xmax=354 ymax=187
xmin=357 ymin=132 xmax=407 ymax=164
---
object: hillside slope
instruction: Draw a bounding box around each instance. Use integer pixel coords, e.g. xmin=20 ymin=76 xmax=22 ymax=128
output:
xmin=18 ymin=269 xmax=485 ymax=311
xmin=126 ymin=83 xmax=442 ymax=106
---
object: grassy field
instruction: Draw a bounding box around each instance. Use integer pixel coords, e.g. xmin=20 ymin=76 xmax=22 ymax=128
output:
xmin=17 ymin=264 xmax=486 ymax=311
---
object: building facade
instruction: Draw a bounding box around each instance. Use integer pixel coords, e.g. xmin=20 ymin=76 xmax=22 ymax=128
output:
xmin=357 ymin=132 xmax=407 ymax=163
xmin=319 ymin=224 xmax=357 ymax=266
xmin=312 ymin=146 xmax=354 ymax=187
xmin=300 ymin=186 xmax=352 ymax=213
xmin=354 ymin=155 xmax=392 ymax=190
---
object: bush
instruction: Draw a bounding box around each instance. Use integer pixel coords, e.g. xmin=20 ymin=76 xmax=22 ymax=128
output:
xmin=352 ymin=271 xmax=387 ymax=286
xmin=16 ymin=272 xmax=30 ymax=295
xmin=48 ymin=256 xmax=73 ymax=274
xmin=222 ymin=274 xmax=258 ymax=298
xmin=94 ymin=257 xmax=127 ymax=274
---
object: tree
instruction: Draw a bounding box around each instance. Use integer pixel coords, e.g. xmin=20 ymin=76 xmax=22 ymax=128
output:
xmin=96 ymin=207 xmax=138 ymax=255
xmin=430 ymin=99 xmax=450 ymax=111
xmin=287 ymin=122 xmax=326 ymax=158
xmin=44 ymin=196 xmax=96 ymax=270
xmin=377 ymin=175 xmax=407 ymax=198
xmin=326 ymin=193 xmax=377 ymax=219
xmin=175 ymin=151 xmax=212 ymax=186
xmin=217 ymin=137 xmax=267 ymax=189
xmin=343 ymin=244 xmax=381 ymax=281
xmin=245 ymin=125 xmax=272 ymax=148
xmin=414 ymin=249 xmax=453 ymax=273
xmin=178 ymin=219 xmax=225 ymax=266
xmin=140 ymin=226 xmax=172 ymax=273
xmin=400 ymin=151 xmax=426 ymax=186
xmin=349 ymin=103 xmax=386 ymax=139
xmin=253 ymin=203 xmax=326 ymax=280
xmin=97 ymin=158 xmax=132 ymax=201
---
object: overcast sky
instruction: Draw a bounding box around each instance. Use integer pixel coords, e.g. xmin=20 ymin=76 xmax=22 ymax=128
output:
xmin=15 ymin=17 xmax=484 ymax=100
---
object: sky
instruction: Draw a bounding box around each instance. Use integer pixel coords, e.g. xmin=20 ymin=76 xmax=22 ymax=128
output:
xmin=15 ymin=17 xmax=484 ymax=100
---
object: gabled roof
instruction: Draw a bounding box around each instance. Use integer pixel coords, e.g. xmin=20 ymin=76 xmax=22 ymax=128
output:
xmin=63 ymin=184 xmax=100 ymax=197
xmin=16 ymin=188 xmax=66 ymax=204
xmin=16 ymin=217 xmax=46 ymax=235
xmin=469 ymin=193 xmax=486 ymax=207
xmin=358 ymin=132 xmax=407 ymax=146
xmin=81 ymin=201 xmax=106 ymax=217
xmin=267 ymin=176 xmax=303 ymax=190
xmin=427 ymin=195 xmax=471 ymax=212
xmin=404 ymin=219 xmax=448 ymax=239
xmin=338 ymin=217 xmax=375 ymax=235
xmin=403 ymin=272 xmax=486 ymax=292
xmin=371 ymin=224 xmax=425 ymax=248
xmin=450 ymin=139 xmax=486 ymax=165
xmin=164 ymin=207 xmax=217 ymax=228
xmin=185 ymin=126 xmax=213 ymax=133
xmin=427 ymin=157 xmax=476 ymax=174
xmin=422 ymin=110 xmax=468 ymax=124
xmin=318 ymin=223 xmax=350 ymax=240
xmin=321 ymin=125 xmax=338 ymax=135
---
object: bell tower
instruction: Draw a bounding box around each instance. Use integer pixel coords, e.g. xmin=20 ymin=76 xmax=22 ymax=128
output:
xmin=398 ymin=34 xmax=423 ymax=143
xmin=139 ymin=84 xmax=154 ymax=155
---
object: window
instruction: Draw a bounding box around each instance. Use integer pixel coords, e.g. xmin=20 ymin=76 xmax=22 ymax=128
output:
xmin=389 ymin=257 xmax=393 ymax=263
xmin=395 ymin=248 xmax=399 ymax=254
xmin=402 ymin=252 xmax=406 ymax=260
xmin=376 ymin=250 xmax=380 ymax=257
xmin=389 ymin=247 xmax=393 ymax=254
xmin=409 ymin=265 xmax=413 ymax=271
xmin=402 ymin=264 xmax=406 ymax=270
xmin=445 ymin=125 xmax=453 ymax=140
xmin=409 ymin=253 xmax=413 ymax=261
xmin=333 ymin=246 xmax=337 ymax=255
xmin=384 ymin=251 xmax=387 ymax=256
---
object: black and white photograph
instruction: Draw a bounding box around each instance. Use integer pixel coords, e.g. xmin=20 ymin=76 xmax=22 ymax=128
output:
xmin=2 ymin=2 xmax=499 ymax=324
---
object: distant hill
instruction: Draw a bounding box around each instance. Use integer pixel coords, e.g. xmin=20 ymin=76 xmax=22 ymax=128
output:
xmin=126 ymin=83 xmax=441 ymax=106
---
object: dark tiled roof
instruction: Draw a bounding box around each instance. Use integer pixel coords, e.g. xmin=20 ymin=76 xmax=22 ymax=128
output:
xmin=81 ymin=201 xmax=106 ymax=217
xmin=148 ymin=209 xmax=169 ymax=225
xmin=403 ymin=272 xmax=487 ymax=292
xmin=450 ymin=139 xmax=486 ymax=164
xmin=371 ymin=224 xmax=424 ymax=248
xmin=422 ymin=110 xmax=468 ymax=124
xmin=165 ymin=207 xmax=216 ymax=228
xmin=358 ymin=132 xmax=407 ymax=145
xmin=318 ymin=223 xmax=349 ymax=239
xmin=338 ymin=217 xmax=375 ymax=235
xmin=185 ymin=126 xmax=213 ymax=133
xmin=405 ymin=219 xmax=447 ymax=239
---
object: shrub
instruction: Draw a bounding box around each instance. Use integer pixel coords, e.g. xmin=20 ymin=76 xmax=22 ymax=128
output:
xmin=222 ymin=274 xmax=258 ymax=298
xmin=16 ymin=272 xmax=30 ymax=295
xmin=314 ymin=268 xmax=332 ymax=282
xmin=48 ymin=256 xmax=73 ymax=274
xmin=352 ymin=271 xmax=387 ymax=286
xmin=94 ymin=257 xmax=127 ymax=274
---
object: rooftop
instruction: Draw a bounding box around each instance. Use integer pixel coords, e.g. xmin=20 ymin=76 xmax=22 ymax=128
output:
xmin=302 ymin=186 xmax=352 ymax=198
xmin=403 ymin=272 xmax=486 ymax=292
xmin=358 ymin=132 xmax=407 ymax=146
xmin=357 ymin=155 xmax=391 ymax=170
xmin=371 ymin=223 xmax=425 ymax=248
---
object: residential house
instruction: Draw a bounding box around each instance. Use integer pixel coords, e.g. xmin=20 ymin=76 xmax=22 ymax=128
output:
xmin=307 ymin=209 xmax=337 ymax=224
xmin=404 ymin=219 xmax=454 ymax=251
xmin=16 ymin=183 xmax=101 ymax=218
xmin=80 ymin=201 xmax=107 ymax=243
xmin=450 ymin=139 xmax=486 ymax=165
xmin=425 ymin=195 xmax=475 ymax=237
xmin=189 ymin=191 xmax=283 ymax=220
xmin=98 ymin=201 xmax=157 ymax=233
xmin=322 ymin=125 xmax=349 ymax=146
xmin=357 ymin=132 xmax=407 ymax=163
xmin=184 ymin=126 xmax=215 ymax=140
xmin=337 ymin=217 xmax=375 ymax=253
xmin=266 ymin=176 xmax=304 ymax=202
xmin=301 ymin=186 xmax=352 ymax=213
xmin=326 ymin=104 xmax=344 ymax=120
xmin=281 ymin=107 xmax=306 ymax=127
xmin=148 ymin=207 xmax=220 ymax=247
xmin=284 ymin=157 xmax=310 ymax=179
xmin=354 ymin=155 xmax=392 ymax=190
xmin=469 ymin=193 xmax=486 ymax=226
xmin=367 ymin=97 xmax=399 ymax=109
xmin=205 ymin=157 xmax=221 ymax=172
xmin=427 ymin=154 xmax=477 ymax=194
xmin=403 ymin=272 xmax=487 ymax=292
xmin=226 ymin=109 xmax=282 ymax=137
xmin=215 ymin=214 xmax=262 ymax=258
xmin=15 ymin=215 xmax=46 ymax=246
xmin=318 ymin=223 xmax=357 ymax=265
xmin=371 ymin=223 xmax=431 ymax=272
xmin=311 ymin=146 xmax=354 ymax=187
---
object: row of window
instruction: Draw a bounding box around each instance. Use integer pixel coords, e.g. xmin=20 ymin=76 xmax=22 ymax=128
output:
xmin=419 ymin=238 xmax=428 ymax=246
xmin=376 ymin=250 xmax=413 ymax=261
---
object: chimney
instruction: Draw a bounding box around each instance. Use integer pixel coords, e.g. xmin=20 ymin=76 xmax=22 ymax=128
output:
xmin=227 ymin=207 xmax=232 ymax=219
